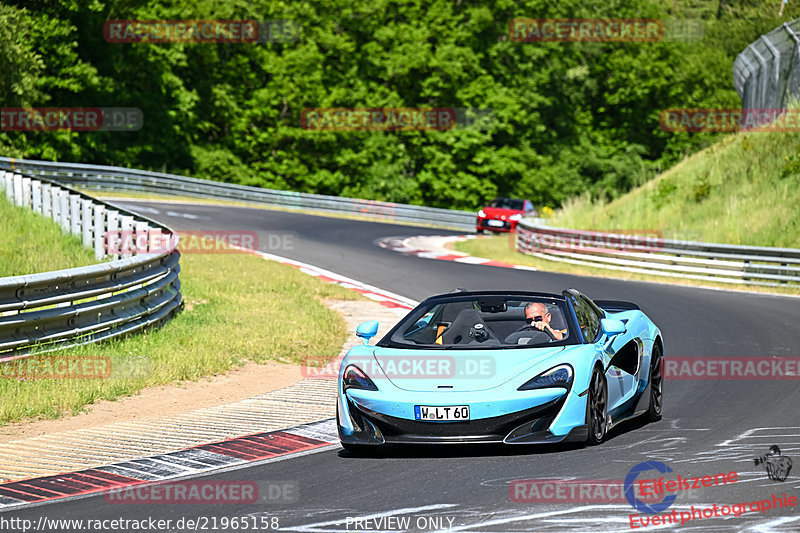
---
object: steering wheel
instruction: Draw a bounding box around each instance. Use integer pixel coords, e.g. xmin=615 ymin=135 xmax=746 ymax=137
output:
xmin=504 ymin=324 xmax=555 ymax=344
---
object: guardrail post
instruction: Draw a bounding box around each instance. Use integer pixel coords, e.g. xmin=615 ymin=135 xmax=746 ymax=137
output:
xmin=69 ymin=194 xmax=81 ymax=235
xmin=149 ymin=227 xmax=163 ymax=254
xmin=21 ymin=177 xmax=31 ymax=208
xmin=13 ymin=174 xmax=22 ymax=206
xmin=59 ymin=189 xmax=70 ymax=231
xmin=41 ymin=183 xmax=51 ymax=217
xmin=120 ymin=215 xmax=134 ymax=257
xmin=93 ymin=204 xmax=106 ymax=260
xmin=3 ymin=172 xmax=11 ymax=201
xmin=82 ymin=199 xmax=93 ymax=248
xmin=32 ymin=181 xmax=42 ymax=213
xmin=51 ymin=186 xmax=61 ymax=223
xmin=135 ymin=221 xmax=148 ymax=255
xmin=107 ymin=209 xmax=120 ymax=260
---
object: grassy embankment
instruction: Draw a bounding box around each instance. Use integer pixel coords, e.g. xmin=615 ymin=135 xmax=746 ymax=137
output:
xmin=455 ymin=129 xmax=800 ymax=294
xmin=0 ymin=196 xmax=358 ymax=424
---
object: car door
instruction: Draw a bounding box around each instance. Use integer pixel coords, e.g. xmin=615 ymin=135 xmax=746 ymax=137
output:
xmin=583 ymin=294 xmax=639 ymax=409
xmin=566 ymin=292 xmax=627 ymax=412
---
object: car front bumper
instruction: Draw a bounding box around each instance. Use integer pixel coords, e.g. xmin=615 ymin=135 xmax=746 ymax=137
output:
xmin=476 ymin=217 xmax=518 ymax=232
xmin=337 ymin=386 xmax=588 ymax=446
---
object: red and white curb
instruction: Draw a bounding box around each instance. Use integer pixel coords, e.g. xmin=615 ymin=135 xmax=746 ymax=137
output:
xmin=0 ymin=420 xmax=338 ymax=510
xmin=0 ymin=251 xmax=417 ymax=511
xmin=241 ymin=249 xmax=417 ymax=311
xmin=378 ymin=235 xmax=537 ymax=271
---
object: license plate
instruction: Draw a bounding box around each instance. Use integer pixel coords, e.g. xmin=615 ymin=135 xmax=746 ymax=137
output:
xmin=487 ymin=219 xmax=504 ymax=227
xmin=414 ymin=405 xmax=470 ymax=421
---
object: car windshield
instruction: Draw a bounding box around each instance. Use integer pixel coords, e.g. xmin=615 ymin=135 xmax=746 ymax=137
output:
xmin=379 ymin=295 xmax=572 ymax=349
xmin=488 ymin=198 xmax=525 ymax=210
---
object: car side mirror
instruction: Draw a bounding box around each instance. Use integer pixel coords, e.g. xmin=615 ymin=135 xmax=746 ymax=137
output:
xmin=600 ymin=318 xmax=626 ymax=337
xmin=356 ymin=321 xmax=379 ymax=345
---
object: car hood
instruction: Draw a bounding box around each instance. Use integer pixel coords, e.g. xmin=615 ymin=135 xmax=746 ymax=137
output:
xmin=367 ymin=345 xmax=566 ymax=392
xmin=483 ymin=207 xmax=522 ymax=218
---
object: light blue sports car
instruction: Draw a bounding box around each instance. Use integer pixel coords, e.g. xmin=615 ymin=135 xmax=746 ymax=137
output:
xmin=336 ymin=289 xmax=663 ymax=451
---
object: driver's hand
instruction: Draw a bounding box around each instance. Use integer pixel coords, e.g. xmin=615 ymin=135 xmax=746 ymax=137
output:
xmin=533 ymin=321 xmax=546 ymax=331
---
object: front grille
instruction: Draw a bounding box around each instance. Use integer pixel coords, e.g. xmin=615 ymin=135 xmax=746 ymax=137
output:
xmin=354 ymin=398 xmax=565 ymax=441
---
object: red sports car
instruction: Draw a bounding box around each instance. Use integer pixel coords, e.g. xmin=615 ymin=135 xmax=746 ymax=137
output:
xmin=476 ymin=197 xmax=536 ymax=233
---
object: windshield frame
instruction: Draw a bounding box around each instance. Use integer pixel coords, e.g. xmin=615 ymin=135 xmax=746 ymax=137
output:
xmin=376 ymin=292 xmax=581 ymax=350
xmin=487 ymin=197 xmax=525 ymax=210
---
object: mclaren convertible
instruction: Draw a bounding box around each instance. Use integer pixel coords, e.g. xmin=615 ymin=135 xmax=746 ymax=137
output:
xmin=336 ymin=289 xmax=663 ymax=450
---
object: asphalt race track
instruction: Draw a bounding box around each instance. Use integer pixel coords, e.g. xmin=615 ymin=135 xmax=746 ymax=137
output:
xmin=5 ymin=201 xmax=800 ymax=532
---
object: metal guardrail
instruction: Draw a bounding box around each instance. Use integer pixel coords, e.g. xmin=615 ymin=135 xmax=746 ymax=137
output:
xmin=0 ymin=170 xmax=183 ymax=358
xmin=734 ymin=17 xmax=800 ymax=110
xmin=0 ymin=157 xmax=476 ymax=232
xmin=516 ymin=222 xmax=800 ymax=287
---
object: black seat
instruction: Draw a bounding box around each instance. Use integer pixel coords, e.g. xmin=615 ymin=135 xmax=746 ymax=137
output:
xmin=442 ymin=308 xmax=496 ymax=345
xmin=548 ymin=306 xmax=568 ymax=335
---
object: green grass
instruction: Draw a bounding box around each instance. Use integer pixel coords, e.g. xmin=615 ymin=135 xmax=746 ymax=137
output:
xmin=0 ymin=252 xmax=360 ymax=424
xmin=455 ymin=126 xmax=800 ymax=294
xmin=0 ymin=193 xmax=361 ymax=424
xmin=0 ymin=195 xmax=97 ymax=276
xmin=548 ymin=130 xmax=800 ymax=248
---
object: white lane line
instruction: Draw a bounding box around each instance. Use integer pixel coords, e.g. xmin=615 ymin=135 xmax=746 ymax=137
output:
xmin=251 ymin=249 xmax=418 ymax=308
xmin=434 ymin=505 xmax=633 ymax=533
xmin=127 ymin=206 xmax=160 ymax=214
xmin=165 ymin=210 xmax=200 ymax=219
xmin=453 ymin=256 xmax=491 ymax=264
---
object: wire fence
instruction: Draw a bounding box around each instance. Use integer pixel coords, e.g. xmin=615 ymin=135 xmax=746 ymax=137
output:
xmin=734 ymin=17 xmax=800 ymax=110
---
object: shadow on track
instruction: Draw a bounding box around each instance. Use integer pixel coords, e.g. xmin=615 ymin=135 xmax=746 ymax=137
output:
xmin=338 ymin=416 xmax=656 ymax=459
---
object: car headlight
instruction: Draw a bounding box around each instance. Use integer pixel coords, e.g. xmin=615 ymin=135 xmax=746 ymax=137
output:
xmin=343 ymin=364 xmax=378 ymax=392
xmin=518 ymin=364 xmax=573 ymax=391
xmin=477 ymin=209 xmax=486 ymax=218
xmin=509 ymin=213 xmax=522 ymax=221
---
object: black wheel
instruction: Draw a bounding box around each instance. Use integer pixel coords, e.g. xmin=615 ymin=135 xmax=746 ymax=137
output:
xmin=646 ymin=344 xmax=663 ymax=422
xmin=586 ymin=368 xmax=608 ymax=445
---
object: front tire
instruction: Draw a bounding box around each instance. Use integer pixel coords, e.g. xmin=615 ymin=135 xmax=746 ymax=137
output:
xmin=646 ymin=344 xmax=663 ymax=422
xmin=586 ymin=368 xmax=608 ymax=445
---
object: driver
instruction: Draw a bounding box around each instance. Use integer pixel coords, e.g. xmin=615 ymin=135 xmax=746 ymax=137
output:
xmin=522 ymin=302 xmax=564 ymax=340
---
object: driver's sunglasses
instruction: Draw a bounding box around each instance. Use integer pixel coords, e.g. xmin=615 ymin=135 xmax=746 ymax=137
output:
xmin=526 ymin=316 xmax=544 ymax=323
